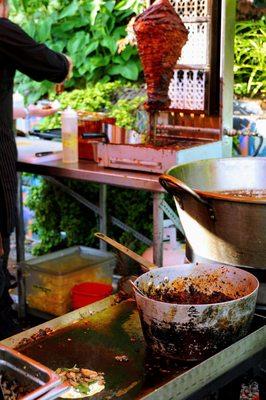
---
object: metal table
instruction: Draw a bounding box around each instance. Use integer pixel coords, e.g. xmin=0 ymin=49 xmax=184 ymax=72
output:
xmin=16 ymin=138 xmax=182 ymax=317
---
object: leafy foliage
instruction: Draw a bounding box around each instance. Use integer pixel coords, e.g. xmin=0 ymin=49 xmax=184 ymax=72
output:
xmin=38 ymin=81 xmax=147 ymax=131
xmin=26 ymin=177 xmax=154 ymax=256
xmin=234 ymin=17 xmax=266 ymax=98
xmin=10 ymin=0 xmax=145 ymax=103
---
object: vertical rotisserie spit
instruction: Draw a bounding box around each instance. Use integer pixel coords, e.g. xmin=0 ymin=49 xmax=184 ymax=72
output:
xmin=133 ymin=0 xmax=188 ymax=111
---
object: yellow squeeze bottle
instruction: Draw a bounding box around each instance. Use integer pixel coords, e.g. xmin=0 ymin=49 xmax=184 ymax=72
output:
xmin=61 ymin=106 xmax=78 ymax=163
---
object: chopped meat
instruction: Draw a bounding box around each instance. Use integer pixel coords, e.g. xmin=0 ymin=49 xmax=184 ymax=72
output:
xmin=115 ymin=355 xmax=129 ymax=362
xmin=0 ymin=372 xmax=30 ymax=399
xmin=147 ymin=285 xmax=234 ymax=304
xmin=134 ymin=0 xmax=188 ymax=111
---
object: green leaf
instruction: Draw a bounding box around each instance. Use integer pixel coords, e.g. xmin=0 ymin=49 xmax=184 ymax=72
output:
xmin=72 ymin=52 xmax=86 ymax=68
xmin=105 ymin=1 xmax=116 ymax=13
xmin=67 ymin=31 xmax=89 ymax=54
xmin=107 ymin=64 xmax=122 ymax=75
xmin=117 ymin=61 xmax=139 ymax=80
xmin=121 ymin=45 xmax=137 ymax=61
xmin=112 ymin=26 xmax=126 ymax=40
xmin=36 ymin=19 xmax=52 ymax=42
xmin=56 ymin=20 xmax=76 ymax=32
xmin=59 ymin=0 xmax=78 ymax=19
xmin=78 ymin=63 xmax=91 ymax=75
xmin=23 ymin=20 xmax=36 ymax=37
xmin=10 ymin=0 xmax=20 ymax=11
xmin=101 ymin=37 xmax=117 ymax=54
xmin=112 ymin=56 xmax=125 ymax=64
xmin=90 ymin=55 xmax=111 ymax=67
xmin=90 ymin=0 xmax=104 ymax=25
xmin=86 ymin=41 xmax=99 ymax=55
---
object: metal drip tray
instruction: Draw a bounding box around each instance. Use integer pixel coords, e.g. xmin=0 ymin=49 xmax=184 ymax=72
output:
xmin=0 ymin=345 xmax=64 ymax=399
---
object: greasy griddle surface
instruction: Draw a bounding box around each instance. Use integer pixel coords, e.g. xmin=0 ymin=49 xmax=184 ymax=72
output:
xmin=18 ymin=300 xmax=193 ymax=399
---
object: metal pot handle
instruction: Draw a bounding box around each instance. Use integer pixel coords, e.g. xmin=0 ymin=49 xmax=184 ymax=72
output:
xmin=159 ymin=175 xmax=215 ymax=220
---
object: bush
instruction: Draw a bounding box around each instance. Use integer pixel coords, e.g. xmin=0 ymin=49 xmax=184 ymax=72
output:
xmin=39 ymin=81 xmax=147 ymax=132
xmin=10 ymin=0 xmax=145 ymax=103
xmin=234 ymin=17 xmax=266 ymax=98
xmin=26 ymin=177 xmax=154 ymax=256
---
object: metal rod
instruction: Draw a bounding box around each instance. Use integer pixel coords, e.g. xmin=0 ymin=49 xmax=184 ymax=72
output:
xmin=95 ymin=233 xmax=156 ymax=272
xmin=16 ymin=173 xmax=26 ymax=321
xmin=149 ymin=111 xmax=158 ymax=143
xmin=129 ymin=280 xmax=145 ymax=297
xmin=153 ymin=193 xmax=164 ymax=267
xmin=175 ymin=64 xmax=209 ymax=71
xmin=160 ymin=200 xmax=185 ymax=236
xmin=16 ymin=173 xmax=25 ymax=263
xmin=99 ymin=185 xmax=107 ymax=251
xmin=157 ymin=124 xmax=221 ymax=135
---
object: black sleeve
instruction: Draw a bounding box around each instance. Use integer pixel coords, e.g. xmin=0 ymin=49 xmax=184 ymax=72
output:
xmin=0 ymin=18 xmax=69 ymax=83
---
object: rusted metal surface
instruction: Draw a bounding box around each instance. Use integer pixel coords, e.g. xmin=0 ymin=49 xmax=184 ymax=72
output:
xmin=1 ymin=296 xmax=265 ymax=400
xmin=134 ymin=264 xmax=258 ymax=361
xmin=159 ymin=157 xmax=266 ymax=268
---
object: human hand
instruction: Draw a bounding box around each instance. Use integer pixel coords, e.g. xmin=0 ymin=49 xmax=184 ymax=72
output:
xmin=28 ymin=103 xmax=60 ymax=117
xmin=55 ymin=55 xmax=73 ymax=94
xmin=64 ymin=55 xmax=73 ymax=80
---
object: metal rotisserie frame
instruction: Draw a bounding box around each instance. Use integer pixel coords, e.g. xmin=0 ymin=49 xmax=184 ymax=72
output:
xmin=98 ymin=0 xmax=236 ymax=172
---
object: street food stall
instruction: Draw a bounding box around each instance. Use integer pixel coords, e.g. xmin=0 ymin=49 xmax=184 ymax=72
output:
xmin=1 ymin=0 xmax=265 ymax=399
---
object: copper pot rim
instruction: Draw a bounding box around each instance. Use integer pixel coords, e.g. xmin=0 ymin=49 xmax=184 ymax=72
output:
xmin=193 ymin=189 xmax=266 ymax=204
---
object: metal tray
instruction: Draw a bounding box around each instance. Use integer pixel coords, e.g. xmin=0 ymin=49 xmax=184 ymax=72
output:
xmin=0 ymin=344 xmax=62 ymax=400
xmin=2 ymin=297 xmax=266 ymax=400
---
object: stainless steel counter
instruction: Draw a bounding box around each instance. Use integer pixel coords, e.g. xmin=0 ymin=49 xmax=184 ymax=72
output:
xmin=17 ymin=138 xmax=163 ymax=192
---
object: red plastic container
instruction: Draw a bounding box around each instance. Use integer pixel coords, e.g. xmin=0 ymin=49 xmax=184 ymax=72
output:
xmin=71 ymin=282 xmax=113 ymax=309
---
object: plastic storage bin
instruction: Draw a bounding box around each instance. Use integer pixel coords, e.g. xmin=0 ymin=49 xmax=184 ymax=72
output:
xmin=71 ymin=282 xmax=113 ymax=309
xmin=22 ymin=246 xmax=116 ymax=316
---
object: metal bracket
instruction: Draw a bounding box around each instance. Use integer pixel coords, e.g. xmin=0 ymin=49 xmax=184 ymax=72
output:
xmin=110 ymin=216 xmax=152 ymax=246
xmin=160 ymin=200 xmax=185 ymax=235
xmin=45 ymin=176 xmax=152 ymax=246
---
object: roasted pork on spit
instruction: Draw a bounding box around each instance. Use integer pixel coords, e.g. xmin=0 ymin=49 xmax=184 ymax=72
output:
xmin=134 ymin=0 xmax=188 ymax=111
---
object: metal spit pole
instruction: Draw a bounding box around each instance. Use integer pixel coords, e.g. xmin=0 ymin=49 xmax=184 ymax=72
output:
xmin=157 ymin=124 xmax=221 ymax=135
xmin=148 ymin=111 xmax=158 ymax=143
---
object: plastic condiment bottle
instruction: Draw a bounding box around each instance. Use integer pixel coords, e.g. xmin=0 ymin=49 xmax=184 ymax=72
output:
xmin=61 ymin=107 xmax=78 ymax=163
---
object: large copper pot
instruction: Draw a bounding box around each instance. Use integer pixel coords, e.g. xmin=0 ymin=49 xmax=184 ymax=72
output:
xmin=159 ymin=157 xmax=266 ymax=269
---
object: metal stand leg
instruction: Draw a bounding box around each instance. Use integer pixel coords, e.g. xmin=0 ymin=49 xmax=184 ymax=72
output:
xmin=16 ymin=173 xmax=26 ymax=320
xmin=153 ymin=193 xmax=164 ymax=267
xmin=99 ymin=185 xmax=107 ymax=251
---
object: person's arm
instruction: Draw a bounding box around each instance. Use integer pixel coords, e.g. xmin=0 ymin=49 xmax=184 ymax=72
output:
xmin=0 ymin=17 xmax=70 ymax=83
xmin=13 ymin=104 xmax=59 ymax=119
